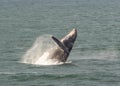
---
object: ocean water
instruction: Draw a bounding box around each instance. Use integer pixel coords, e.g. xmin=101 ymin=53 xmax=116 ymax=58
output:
xmin=0 ymin=0 xmax=120 ymax=86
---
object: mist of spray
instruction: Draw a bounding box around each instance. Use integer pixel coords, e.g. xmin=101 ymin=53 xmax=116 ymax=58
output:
xmin=21 ymin=35 xmax=59 ymax=65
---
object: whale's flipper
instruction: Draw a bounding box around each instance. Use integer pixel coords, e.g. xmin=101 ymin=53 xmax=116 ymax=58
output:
xmin=51 ymin=36 xmax=68 ymax=53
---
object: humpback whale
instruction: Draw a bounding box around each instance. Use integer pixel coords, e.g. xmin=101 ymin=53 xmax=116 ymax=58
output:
xmin=44 ymin=28 xmax=77 ymax=63
xmin=22 ymin=29 xmax=77 ymax=65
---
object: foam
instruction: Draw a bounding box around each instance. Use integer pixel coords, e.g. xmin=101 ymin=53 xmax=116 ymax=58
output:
xmin=21 ymin=35 xmax=65 ymax=65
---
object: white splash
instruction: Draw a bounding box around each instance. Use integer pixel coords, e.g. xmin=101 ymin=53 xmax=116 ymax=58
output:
xmin=34 ymin=51 xmax=64 ymax=65
xmin=21 ymin=35 xmax=64 ymax=65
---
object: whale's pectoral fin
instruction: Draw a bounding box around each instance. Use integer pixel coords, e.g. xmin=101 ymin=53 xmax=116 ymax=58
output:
xmin=51 ymin=36 xmax=68 ymax=53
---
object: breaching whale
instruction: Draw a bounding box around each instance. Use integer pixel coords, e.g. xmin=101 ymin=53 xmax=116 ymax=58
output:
xmin=46 ymin=28 xmax=77 ymax=63
xmin=22 ymin=28 xmax=77 ymax=65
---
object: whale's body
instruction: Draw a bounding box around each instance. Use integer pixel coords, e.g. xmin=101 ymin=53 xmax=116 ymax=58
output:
xmin=43 ymin=29 xmax=77 ymax=63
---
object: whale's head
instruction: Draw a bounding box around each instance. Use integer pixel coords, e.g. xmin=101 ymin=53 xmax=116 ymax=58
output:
xmin=61 ymin=29 xmax=77 ymax=52
xmin=51 ymin=29 xmax=77 ymax=62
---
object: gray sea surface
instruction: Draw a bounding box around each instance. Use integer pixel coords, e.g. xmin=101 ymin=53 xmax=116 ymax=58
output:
xmin=0 ymin=0 xmax=120 ymax=86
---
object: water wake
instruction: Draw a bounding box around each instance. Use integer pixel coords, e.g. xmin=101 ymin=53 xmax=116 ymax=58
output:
xmin=75 ymin=49 xmax=119 ymax=60
xmin=21 ymin=35 xmax=64 ymax=65
xmin=90 ymin=50 xmax=118 ymax=60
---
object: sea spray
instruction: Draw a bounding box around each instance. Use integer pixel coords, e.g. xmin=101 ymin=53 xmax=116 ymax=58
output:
xmin=21 ymin=35 xmax=58 ymax=65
